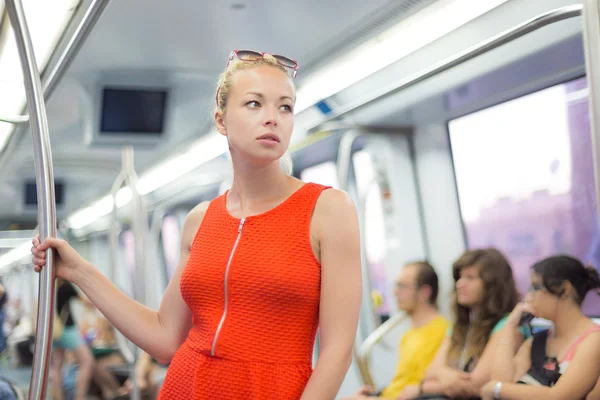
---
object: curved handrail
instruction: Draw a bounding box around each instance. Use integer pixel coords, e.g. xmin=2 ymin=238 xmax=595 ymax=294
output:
xmin=335 ymin=130 xmax=382 ymax=384
xmin=582 ymin=0 xmax=600 ymax=232
xmin=357 ymin=313 xmax=408 ymax=388
xmin=308 ymin=5 xmax=583 ymax=132
xmin=4 ymin=1 xmax=57 ymax=399
xmin=0 ymin=0 xmax=111 ymax=124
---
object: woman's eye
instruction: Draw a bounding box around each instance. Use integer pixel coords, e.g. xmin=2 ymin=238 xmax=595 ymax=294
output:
xmin=281 ymin=104 xmax=293 ymax=112
xmin=246 ymin=101 xmax=260 ymax=108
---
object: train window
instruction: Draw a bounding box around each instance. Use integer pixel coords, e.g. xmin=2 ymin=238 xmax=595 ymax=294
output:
xmin=448 ymin=76 xmax=600 ymax=316
xmin=299 ymin=161 xmax=340 ymax=188
xmin=161 ymin=214 xmax=180 ymax=282
xmin=352 ymin=150 xmax=390 ymax=322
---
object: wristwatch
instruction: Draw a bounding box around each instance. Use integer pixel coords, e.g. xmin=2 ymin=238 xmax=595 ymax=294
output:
xmin=493 ymin=381 xmax=503 ymax=399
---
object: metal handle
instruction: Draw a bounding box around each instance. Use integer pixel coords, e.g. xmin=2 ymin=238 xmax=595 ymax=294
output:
xmin=0 ymin=0 xmax=111 ymax=125
xmin=582 ymin=0 xmax=600 ymax=232
xmin=335 ymin=130 xmax=383 ymax=384
xmin=357 ymin=313 xmax=408 ymax=388
xmin=108 ymin=147 xmax=148 ymax=400
xmin=4 ymin=1 xmax=57 ymax=399
xmin=309 ymin=5 xmax=583 ymax=132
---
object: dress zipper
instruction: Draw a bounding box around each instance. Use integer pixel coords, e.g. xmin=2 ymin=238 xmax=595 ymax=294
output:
xmin=210 ymin=218 xmax=246 ymax=356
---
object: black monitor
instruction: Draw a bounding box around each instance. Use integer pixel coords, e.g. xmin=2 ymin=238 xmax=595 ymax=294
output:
xmin=24 ymin=180 xmax=65 ymax=207
xmin=100 ymin=87 xmax=168 ymax=135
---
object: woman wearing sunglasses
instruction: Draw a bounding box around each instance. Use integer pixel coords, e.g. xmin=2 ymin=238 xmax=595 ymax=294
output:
xmin=482 ymin=256 xmax=600 ymax=399
xmin=31 ymin=50 xmax=362 ymax=399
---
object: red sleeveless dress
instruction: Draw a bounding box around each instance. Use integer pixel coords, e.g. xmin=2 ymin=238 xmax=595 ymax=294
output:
xmin=157 ymin=183 xmax=330 ymax=399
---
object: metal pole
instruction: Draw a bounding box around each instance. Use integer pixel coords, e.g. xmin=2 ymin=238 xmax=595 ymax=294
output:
xmin=123 ymin=147 xmax=144 ymax=400
xmin=335 ymin=131 xmax=379 ymax=384
xmin=108 ymin=147 xmax=146 ymax=400
xmin=582 ymin=0 xmax=600 ymax=232
xmin=308 ymin=5 xmax=583 ymax=133
xmin=0 ymin=0 xmax=111 ymax=124
xmin=4 ymin=1 xmax=57 ymax=399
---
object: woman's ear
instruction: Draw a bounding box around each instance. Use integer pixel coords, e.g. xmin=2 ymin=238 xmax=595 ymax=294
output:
xmin=560 ymin=281 xmax=573 ymax=298
xmin=215 ymin=112 xmax=227 ymax=136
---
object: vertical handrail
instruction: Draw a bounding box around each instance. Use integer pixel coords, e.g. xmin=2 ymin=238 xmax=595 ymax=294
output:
xmin=583 ymin=0 xmax=600 ymax=232
xmin=4 ymin=1 xmax=57 ymax=399
xmin=108 ymin=147 xmax=147 ymax=400
xmin=0 ymin=0 xmax=112 ymax=124
xmin=335 ymin=131 xmax=379 ymax=385
xmin=108 ymin=170 xmax=136 ymax=366
xmin=125 ymin=147 xmax=146 ymax=400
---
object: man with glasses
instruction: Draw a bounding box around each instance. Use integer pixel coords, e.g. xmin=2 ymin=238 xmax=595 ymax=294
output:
xmin=343 ymin=261 xmax=449 ymax=399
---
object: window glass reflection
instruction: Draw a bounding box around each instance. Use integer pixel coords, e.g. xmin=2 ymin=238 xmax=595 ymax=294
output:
xmin=449 ymin=77 xmax=599 ymax=316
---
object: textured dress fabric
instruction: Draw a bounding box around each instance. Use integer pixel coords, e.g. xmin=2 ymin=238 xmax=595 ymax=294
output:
xmin=157 ymin=183 xmax=330 ymax=399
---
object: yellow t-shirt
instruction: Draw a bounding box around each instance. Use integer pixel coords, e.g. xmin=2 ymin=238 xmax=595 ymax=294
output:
xmin=380 ymin=315 xmax=449 ymax=399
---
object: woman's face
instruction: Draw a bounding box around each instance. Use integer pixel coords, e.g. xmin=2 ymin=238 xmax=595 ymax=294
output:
xmin=525 ymin=271 xmax=556 ymax=320
xmin=455 ymin=265 xmax=484 ymax=308
xmin=216 ymin=65 xmax=295 ymax=168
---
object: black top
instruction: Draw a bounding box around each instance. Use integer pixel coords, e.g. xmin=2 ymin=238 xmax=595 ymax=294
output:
xmin=56 ymin=282 xmax=78 ymax=327
xmin=0 ymin=283 xmax=6 ymax=309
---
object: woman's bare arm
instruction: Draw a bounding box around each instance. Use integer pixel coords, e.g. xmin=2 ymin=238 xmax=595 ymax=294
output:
xmin=33 ymin=202 xmax=208 ymax=363
xmin=300 ymin=190 xmax=362 ymax=400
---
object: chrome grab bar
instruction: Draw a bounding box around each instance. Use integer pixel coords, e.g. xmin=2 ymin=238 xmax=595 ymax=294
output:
xmin=108 ymin=146 xmax=147 ymax=400
xmin=336 ymin=130 xmax=383 ymax=384
xmin=308 ymin=5 xmax=583 ymax=133
xmin=4 ymin=1 xmax=56 ymax=398
xmin=357 ymin=313 xmax=408 ymax=389
xmin=0 ymin=0 xmax=111 ymax=124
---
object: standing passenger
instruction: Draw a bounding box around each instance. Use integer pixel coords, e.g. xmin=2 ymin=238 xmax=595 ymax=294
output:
xmin=31 ymin=50 xmax=362 ymax=399
xmin=50 ymin=279 xmax=95 ymax=400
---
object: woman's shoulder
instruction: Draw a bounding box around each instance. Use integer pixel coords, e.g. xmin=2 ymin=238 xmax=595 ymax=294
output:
xmin=181 ymin=201 xmax=211 ymax=249
xmin=313 ymin=187 xmax=355 ymax=214
xmin=312 ymin=188 xmax=357 ymax=230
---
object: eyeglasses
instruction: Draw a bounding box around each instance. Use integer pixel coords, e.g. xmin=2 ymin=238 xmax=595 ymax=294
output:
xmin=528 ymin=282 xmax=544 ymax=293
xmin=395 ymin=282 xmax=416 ymax=291
xmin=225 ymin=50 xmax=299 ymax=78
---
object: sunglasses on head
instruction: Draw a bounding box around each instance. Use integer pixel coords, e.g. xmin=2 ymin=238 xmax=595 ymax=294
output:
xmin=216 ymin=50 xmax=299 ymax=105
xmin=226 ymin=50 xmax=299 ymax=78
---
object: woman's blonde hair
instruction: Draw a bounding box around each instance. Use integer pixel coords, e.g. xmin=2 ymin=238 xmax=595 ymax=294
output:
xmin=214 ymin=53 xmax=295 ymax=175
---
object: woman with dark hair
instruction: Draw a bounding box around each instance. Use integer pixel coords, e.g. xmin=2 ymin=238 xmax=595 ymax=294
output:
xmin=0 ymin=280 xmax=7 ymax=354
xmin=401 ymin=248 xmax=527 ymax=399
xmin=50 ymin=279 xmax=95 ymax=400
xmin=483 ymin=255 xmax=600 ymax=400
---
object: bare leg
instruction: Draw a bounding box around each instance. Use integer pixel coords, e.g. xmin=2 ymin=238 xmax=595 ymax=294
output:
xmin=49 ymin=348 xmax=65 ymax=400
xmin=93 ymin=354 xmax=127 ymax=399
xmin=71 ymin=344 xmax=95 ymax=400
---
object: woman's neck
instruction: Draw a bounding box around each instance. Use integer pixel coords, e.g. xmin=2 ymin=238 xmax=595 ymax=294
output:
xmin=227 ymin=157 xmax=294 ymax=216
xmin=552 ymin=303 xmax=589 ymax=337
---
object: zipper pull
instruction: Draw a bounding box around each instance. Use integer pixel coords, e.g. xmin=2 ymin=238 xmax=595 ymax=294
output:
xmin=238 ymin=218 xmax=246 ymax=233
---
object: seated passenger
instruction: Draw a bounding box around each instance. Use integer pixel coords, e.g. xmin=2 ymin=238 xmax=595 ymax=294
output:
xmin=80 ymin=296 xmax=128 ymax=399
xmin=402 ymin=248 xmax=526 ymax=399
xmin=482 ymin=255 xmax=600 ymax=400
xmin=341 ymin=261 xmax=449 ymax=399
xmin=587 ymin=378 xmax=600 ymax=400
xmin=0 ymin=279 xmax=7 ymax=354
xmin=123 ymin=351 xmax=164 ymax=399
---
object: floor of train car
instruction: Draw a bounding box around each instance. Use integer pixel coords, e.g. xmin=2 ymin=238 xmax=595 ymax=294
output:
xmin=0 ymin=365 xmax=168 ymax=399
